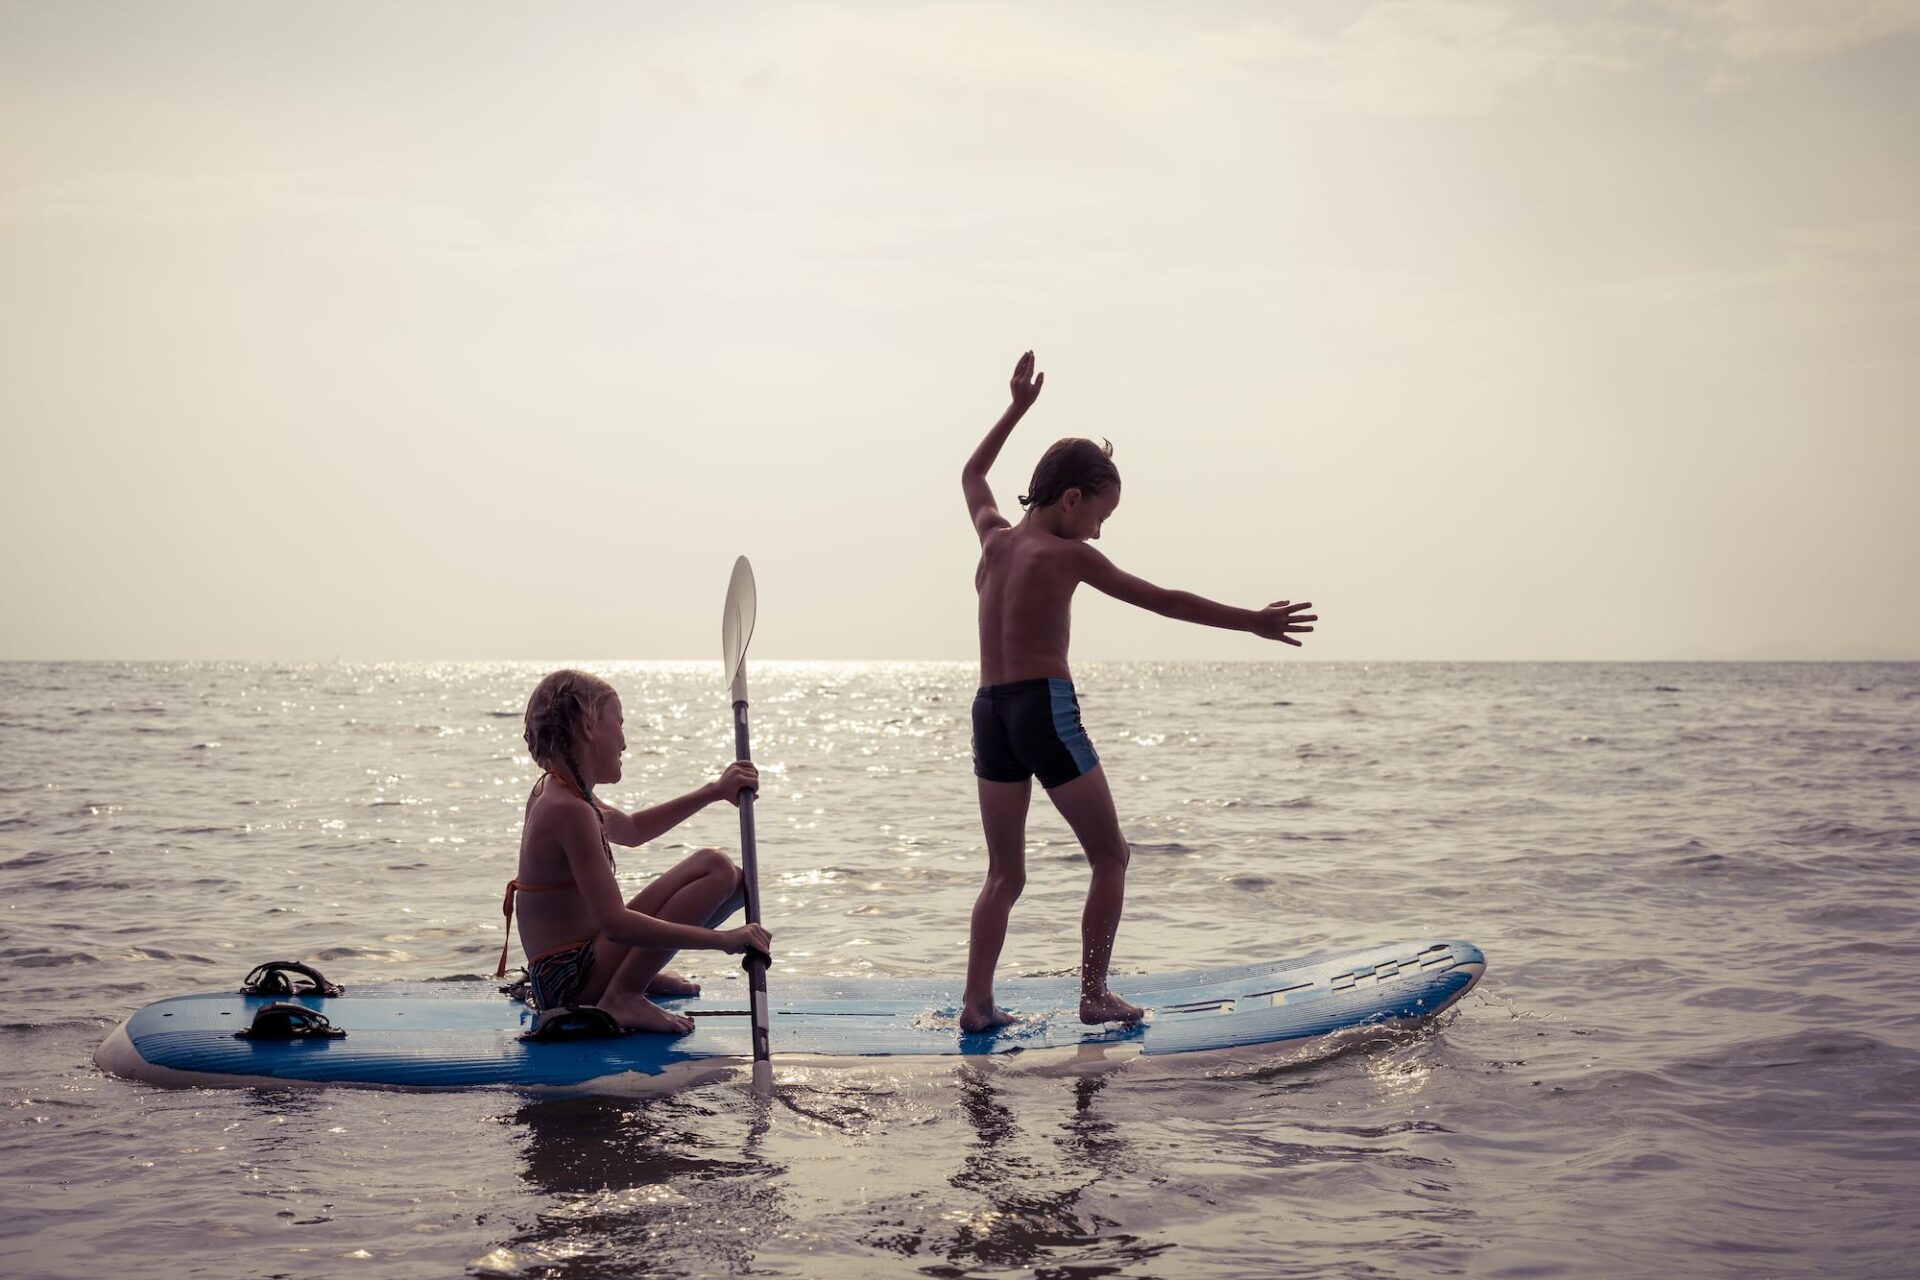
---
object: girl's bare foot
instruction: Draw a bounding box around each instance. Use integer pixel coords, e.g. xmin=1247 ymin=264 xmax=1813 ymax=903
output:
xmin=603 ymin=992 xmax=694 ymax=1035
xmin=959 ymin=1004 xmax=1021 ymax=1034
xmin=1079 ymin=991 xmax=1143 ymax=1026
xmin=647 ymin=971 xmax=702 ymax=997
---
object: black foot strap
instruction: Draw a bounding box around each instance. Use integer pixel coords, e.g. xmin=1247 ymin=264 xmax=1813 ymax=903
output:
xmin=520 ymin=1005 xmax=626 ymax=1043
xmin=241 ymin=961 xmax=344 ymax=998
xmin=234 ymin=1002 xmax=347 ymax=1041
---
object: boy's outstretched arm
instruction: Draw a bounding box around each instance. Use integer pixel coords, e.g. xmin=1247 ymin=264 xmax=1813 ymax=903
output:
xmin=1076 ymin=545 xmax=1318 ymax=645
xmin=961 ymin=351 xmax=1044 ymax=544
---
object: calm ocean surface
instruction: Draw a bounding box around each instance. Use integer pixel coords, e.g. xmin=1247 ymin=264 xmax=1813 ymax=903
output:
xmin=1 ymin=660 xmax=1916 ymax=1279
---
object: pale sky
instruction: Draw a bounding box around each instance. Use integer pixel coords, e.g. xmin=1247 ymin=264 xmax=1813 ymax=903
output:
xmin=2 ymin=1 xmax=1915 ymax=661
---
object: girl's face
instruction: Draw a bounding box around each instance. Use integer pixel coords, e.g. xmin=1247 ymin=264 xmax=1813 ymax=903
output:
xmin=581 ymin=694 xmax=627 ymax=785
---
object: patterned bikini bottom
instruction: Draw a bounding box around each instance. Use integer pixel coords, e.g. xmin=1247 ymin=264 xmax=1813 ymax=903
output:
xmin=525 ymin=939 xmax=596 ymax=1012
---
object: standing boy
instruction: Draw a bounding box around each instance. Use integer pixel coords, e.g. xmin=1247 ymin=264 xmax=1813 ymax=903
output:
xmin=960 ymin=351 xmax=1318 ymax=1032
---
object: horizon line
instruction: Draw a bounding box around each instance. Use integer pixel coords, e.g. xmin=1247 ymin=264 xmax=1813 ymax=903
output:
xmin=3 ymin=655 xmax=1917 ymax=665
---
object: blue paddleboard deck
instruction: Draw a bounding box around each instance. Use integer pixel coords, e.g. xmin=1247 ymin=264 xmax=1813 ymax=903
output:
xmin=95 ymin=939 xmax=1484 ymax=1092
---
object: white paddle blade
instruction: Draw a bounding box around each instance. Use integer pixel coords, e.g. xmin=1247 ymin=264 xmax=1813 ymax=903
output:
xmin=722 ymin=555 xmax=757 ymax=704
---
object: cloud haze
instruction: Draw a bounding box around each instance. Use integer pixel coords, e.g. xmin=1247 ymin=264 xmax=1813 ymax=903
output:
xmin=1 ymin=1 xmax=1914 ymax=660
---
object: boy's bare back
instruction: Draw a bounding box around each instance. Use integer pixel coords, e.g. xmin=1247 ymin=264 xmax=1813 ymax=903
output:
xmin=975 ymin=524 xmax=1085 ymax=685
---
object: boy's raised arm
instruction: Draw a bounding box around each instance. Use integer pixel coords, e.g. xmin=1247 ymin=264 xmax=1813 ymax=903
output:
xmin=961 ymin=351 xmax=1045 ymax=544
xmin=1075 ymin=545 xmax=1318 ymax=646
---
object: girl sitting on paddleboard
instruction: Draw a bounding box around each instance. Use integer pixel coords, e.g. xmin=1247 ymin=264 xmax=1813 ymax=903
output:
xmin=498 ymin=669 xmax=771 ymax=1034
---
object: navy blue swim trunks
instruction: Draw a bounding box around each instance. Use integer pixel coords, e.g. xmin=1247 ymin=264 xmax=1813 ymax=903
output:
xmin=971 ymin=678 xmax=1100 ymax=790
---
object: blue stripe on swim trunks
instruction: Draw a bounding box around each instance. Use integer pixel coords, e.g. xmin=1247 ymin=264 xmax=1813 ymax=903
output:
xmin=1047 ymin=678 xmax=1099 ymax=776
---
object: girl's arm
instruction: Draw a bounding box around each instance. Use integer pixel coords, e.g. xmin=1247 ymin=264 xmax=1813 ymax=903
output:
xmin=598 ymin=761 xmax=757 ymax=847
xmin=961 ymin=351 xmax=1044 ymax=544
xmin=1075 ymin=545 xmax=1318 ymax=645
xmin=553 ymin=801 xmax=735 ymax=952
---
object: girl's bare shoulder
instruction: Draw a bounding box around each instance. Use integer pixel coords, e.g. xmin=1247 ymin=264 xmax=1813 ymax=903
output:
xmin=523 ymin=781 xmax=595 ymax=834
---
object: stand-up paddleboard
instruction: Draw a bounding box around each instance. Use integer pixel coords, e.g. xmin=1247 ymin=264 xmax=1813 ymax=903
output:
xmin=94 ymin=940 xmax=1484 ymax=1093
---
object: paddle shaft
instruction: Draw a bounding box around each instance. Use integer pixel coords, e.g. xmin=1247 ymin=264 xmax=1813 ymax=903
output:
xmin=733 ymin=699 xmax=771 ymax=1064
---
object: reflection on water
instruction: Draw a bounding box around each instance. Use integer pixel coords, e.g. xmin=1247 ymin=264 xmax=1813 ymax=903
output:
xmin=929 ymin=1070 xmax=1169 ymax=1276
xmin=491 ymin=1068 xmax=1175 ymax=1279
xmin=478 ymin=1035 xmax=1493 ymax=1277
xmin=490 ymin=1093 xmax=787 ymax=1278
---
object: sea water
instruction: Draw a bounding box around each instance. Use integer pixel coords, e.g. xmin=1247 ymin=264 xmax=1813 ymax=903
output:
xmin=1 ymin=661 xmax=1916 ymax=1279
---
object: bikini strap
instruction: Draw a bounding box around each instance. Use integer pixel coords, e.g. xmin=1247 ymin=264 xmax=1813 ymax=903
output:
xmin=497 ymin=880 xmax=516 ymax=979
xmin=496 ymin=876 xmax=579 ymax=978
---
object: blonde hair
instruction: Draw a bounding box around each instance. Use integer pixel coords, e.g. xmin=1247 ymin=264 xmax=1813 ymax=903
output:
xmin=523 ymin=669 xmax=617 ymax=863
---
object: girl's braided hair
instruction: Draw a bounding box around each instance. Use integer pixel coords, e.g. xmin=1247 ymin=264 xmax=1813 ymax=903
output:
xmin=523 ymin=669 xmax=616 ymax=865
xmin=1019 ymin=437 xmax=1119 ymax=509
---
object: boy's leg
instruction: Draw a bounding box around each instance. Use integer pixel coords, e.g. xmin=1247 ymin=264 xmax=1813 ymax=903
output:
xmin=961 ymin=777 xmax=1030 ymax=1032
xmin=1043 ymin=764 xmax=1142 ymax=1025
xmin=580 ymin=847 xmax=743 ymax=1033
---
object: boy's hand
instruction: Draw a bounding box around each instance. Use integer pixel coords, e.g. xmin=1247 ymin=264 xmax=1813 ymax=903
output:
xmin=1253 ymin=600 xmax=1317 ymax=646
xmin=1009 ymin=350 xmax=1044 ymax=412
xmin=710 ymin=760 xmax=759 ymax=806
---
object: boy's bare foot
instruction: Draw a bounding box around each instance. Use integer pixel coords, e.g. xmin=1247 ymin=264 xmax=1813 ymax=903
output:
xmin=959 ymin=1004 xmax=1021 ymax=1034
xmin=1079 ymin=992 xmax=1143 ymax=1026
xmin=602 ymin=993 xmax=694 ymax=1035
xmin=647 ymin=971 xmax=702 ymax=997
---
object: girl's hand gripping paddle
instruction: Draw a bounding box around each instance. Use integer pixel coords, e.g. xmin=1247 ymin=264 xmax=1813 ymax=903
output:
xmin=722 ymin=556 xmax=772 ymax=1085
